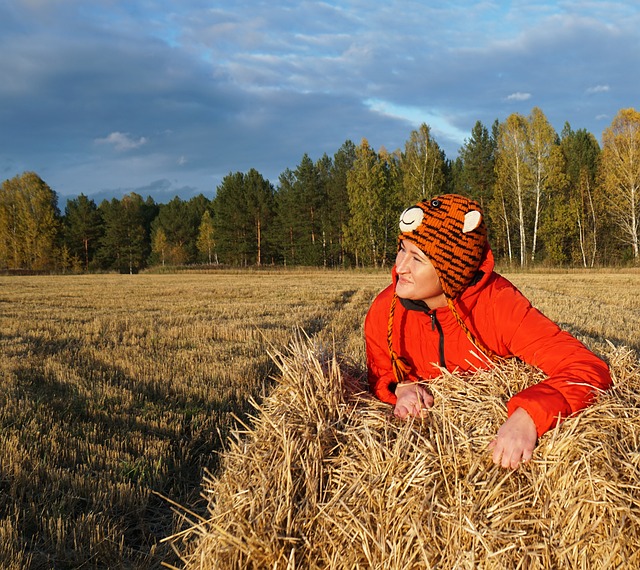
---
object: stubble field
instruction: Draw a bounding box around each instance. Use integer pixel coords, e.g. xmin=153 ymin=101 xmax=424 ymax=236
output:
xmin=0 ymin=268 xmax=639 ymax=568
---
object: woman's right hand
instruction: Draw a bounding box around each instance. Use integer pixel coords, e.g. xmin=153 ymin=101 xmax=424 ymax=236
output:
xmin=394 ymin=382 xmax=434 ymax=419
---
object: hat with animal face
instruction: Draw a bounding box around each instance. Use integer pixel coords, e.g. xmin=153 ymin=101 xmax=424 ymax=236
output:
xmin=398 ymin=194 xmax=487 ymax=300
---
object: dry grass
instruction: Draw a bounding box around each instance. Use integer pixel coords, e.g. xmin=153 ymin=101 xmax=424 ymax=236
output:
xmin=175 ymin=337 xmax=640 ymax=569
xmin=1 ymin=269 xmax=638 ymax=568
xmin=0 ymin=270 xmax=385 ymax=568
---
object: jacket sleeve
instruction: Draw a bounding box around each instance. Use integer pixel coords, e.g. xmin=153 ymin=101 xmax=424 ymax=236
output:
xmin=365 ymin=286 xmax=399 ymax=405
xmin=488 ymin=281 xmax=612 ymax=437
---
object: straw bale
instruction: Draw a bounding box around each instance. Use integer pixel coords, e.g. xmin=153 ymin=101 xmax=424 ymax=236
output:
xmin=175 ymin=338 xmax=640 ymax=570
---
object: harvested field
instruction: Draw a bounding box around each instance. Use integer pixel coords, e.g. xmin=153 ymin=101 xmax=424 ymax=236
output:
xmin=0 ymin=269 xmax=638 ymax=568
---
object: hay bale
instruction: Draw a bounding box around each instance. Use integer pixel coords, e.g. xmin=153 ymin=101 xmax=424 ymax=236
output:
xmin=174 ymin=337 xmax=640 ymax=569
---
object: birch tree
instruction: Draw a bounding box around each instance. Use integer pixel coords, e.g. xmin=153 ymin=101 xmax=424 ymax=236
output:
xmin=494 ymin=113 xmax=531 ymax=266
xmin=0 ymin=172 xmax=61 ymax=270
xmin=600 ymin=108 xmax=640 ymax=261
xmin=152 ymin=227 xmax=169 ymax=266
xmin=527 ymin=107 xmax=564 ymax=262
xmin=196 ymin=209 xmax=217 ymax=264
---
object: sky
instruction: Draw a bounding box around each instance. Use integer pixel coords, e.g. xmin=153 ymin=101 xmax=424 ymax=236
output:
xmin=1 ymin=1 xmax=639 ymax=205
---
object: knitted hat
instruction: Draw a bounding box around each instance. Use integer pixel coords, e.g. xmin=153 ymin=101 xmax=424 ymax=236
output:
xmin=388 ymin=194 xmax=499 ymax=386
xmin=398 ymin=194 xmax=487 ymax=300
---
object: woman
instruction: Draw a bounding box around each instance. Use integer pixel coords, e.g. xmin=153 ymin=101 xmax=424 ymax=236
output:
xmin=365 ymin=194 xmax=611 ymax=469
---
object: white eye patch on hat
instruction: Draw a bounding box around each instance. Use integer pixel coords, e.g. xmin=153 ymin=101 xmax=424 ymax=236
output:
xmin=399 ymin=207 xmax=423 ymax=232
xmin=399 ymin=206 xmax=483 ymax=234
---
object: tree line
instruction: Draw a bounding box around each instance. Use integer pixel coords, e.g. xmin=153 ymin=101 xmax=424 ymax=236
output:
xmin=1 ymin=106 xmax=639 ymax=273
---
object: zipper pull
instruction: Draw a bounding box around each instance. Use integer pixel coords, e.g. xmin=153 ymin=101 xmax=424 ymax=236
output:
xmin=430 ymin=312 xmax=436 ymax=331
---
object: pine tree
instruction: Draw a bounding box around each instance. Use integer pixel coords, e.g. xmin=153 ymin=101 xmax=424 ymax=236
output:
xmin=63 ymin=194 xmax=103 ymax=271
xmin=345 ymin=139 xmax=390 ymax=267
xmin=400 ymin=123 xmax=446 ymax=204
xmin=97 ymin=194 xmax=149 ymax=273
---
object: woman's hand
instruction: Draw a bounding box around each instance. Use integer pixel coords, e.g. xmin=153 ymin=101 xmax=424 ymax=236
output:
xmin=394 ymin=382 xmax=434 ymax=419
xmin=489 ymin=407 xmax=537 ymax=469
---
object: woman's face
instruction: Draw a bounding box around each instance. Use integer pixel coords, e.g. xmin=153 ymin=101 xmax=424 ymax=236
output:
xmin=395 ymin=239 xmax=445 ymax=305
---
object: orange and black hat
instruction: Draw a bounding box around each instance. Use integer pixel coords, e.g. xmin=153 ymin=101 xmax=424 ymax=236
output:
xmin=398 ymin=194 xmax=487 ymax=300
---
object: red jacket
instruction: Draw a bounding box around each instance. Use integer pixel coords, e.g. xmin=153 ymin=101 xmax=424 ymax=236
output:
xmin=365 ymin=249 xmax=612 ymax=437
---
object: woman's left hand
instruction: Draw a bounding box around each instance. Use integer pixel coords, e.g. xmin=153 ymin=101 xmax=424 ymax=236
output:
xmin=488 ymin=407 xmax=537 ymax=469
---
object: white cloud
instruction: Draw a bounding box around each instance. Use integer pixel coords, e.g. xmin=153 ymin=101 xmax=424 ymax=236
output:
xmin=364 ymin=99 xmax=469 ymax=147
xmin=506 ymin=92 xmax=532 ymax=102
xmin=3 ymin=0 xmax=640 ymax=199
xmin=586 ymin=84 xmax=610 ymax=94
xmin=95 ymin=132 xmax=148 ymax=151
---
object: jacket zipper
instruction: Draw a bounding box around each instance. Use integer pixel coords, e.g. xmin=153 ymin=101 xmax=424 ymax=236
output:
xmin=430 ymin=312 xmax=446 ymax=369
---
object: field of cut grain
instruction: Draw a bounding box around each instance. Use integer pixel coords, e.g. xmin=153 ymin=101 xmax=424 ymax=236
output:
xmin=0 ymin=269 xmax=639 ymax=569
xmin=0 ymin=269 xmax=387 ymax=569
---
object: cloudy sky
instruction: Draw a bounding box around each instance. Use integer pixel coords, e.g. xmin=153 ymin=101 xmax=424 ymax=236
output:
xmin=1 ymin=1 xmax=638 ymax=204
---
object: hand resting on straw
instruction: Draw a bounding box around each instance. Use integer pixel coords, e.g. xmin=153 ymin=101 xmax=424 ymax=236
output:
xmin=488 ymin=406 xmax=537 ymax=469
xmin=393 ymin=382 xmax=434 ymax=419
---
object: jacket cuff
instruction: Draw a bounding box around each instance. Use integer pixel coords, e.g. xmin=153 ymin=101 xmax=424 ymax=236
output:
xmin=507 ymin=384 xmax=572 ymax=438
xmin=370 ymin=377 xmax=398 ymax=406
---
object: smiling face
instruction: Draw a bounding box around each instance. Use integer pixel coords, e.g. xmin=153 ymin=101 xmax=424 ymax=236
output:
xmin=394 ymin=239 xmax=446 ymax=307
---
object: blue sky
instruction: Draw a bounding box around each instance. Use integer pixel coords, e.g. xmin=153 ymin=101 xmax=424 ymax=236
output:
xmin=1 ymin=0 xmax=638 ymax=203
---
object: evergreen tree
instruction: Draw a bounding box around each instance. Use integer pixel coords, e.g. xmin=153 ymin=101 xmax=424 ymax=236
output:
xmin=273 ymin=169 xmax=298 ymax=265
xmin=150 ymin=196 xmax=206 ymax=265
xmin=272 ymin=155 xmax=325 ymax=266
xmin=294 ymin=154 xmax=326 ymax=265
xmin=63 ymin=194 xmax=103 ymax=271
xmin=457 ymin=120 xmax=496 ymax=209
xmin=400 ymin=123 xmax=446 ymax=204
xmin=244 ymin=168 xmax=275 ymax=266
xmin=344 ymin=139 xmax=391 ymax=267
xmin=212 ymin=172 xmax=249 ymax=265
xmin=97 ymin=194 xmax=149 ymax=273
xmin=379 ymin=145 xmax=404 ymax=263
xmin=212 ymin=171 xmax=273 ymax=265
xmin=542 ymin=124 xmax=603 ymax=266
xmin=325 ymin=140 xmax=356 ymax=266
xmin=315 ymin=153 xmax=334 ymax=267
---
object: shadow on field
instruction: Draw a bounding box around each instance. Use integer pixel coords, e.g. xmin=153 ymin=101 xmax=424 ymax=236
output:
xmin=4 ymin=331 xmax=276 ymax=569
xmin=3 ymin=294 xmax=354 ymax=569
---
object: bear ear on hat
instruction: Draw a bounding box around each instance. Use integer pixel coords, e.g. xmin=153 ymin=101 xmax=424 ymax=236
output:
xmin=462 ymin=210 xmax=482 ymax=233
